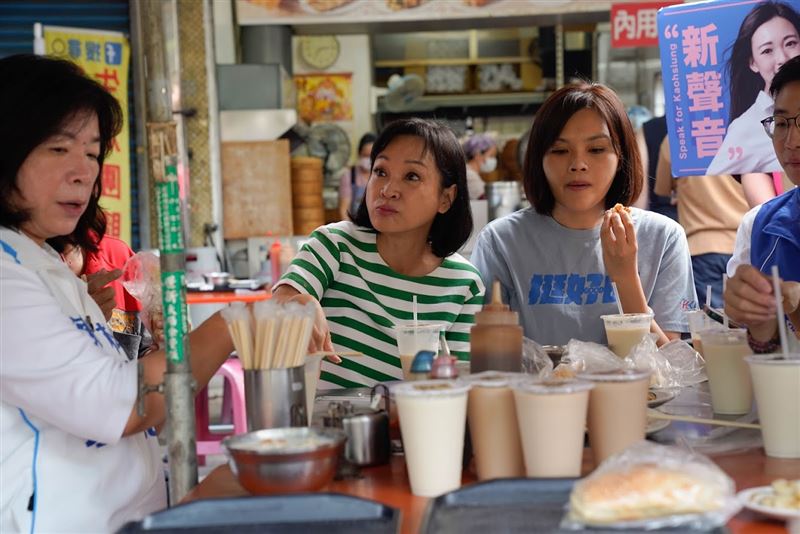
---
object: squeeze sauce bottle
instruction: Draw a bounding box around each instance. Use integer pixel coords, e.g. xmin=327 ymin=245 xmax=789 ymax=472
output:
xmin=470 ymin=280 xmax=523 ymax=373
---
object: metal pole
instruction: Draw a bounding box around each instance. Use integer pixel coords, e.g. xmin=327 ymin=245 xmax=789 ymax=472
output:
xmin=140 ymin=0 xmax=198 ymax=504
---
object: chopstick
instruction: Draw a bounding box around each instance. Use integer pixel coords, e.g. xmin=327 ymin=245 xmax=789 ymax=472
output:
xmin=311 ymin=351 xmax=364 ymax=357
xmin=648 ymin=410 xmax=761 ymax=430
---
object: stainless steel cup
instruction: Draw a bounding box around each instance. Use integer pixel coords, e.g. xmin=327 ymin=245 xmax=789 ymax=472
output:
xmin=244 ymin=366 xmax=307 ymax=431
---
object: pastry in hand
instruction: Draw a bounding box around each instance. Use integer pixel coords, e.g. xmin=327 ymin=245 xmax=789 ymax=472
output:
xmin=570 ymin=464 xmax=727 ymax=524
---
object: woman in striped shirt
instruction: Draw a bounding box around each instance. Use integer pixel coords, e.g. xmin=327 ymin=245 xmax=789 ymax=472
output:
xmin=274 ymin=119 xmax=485 ymax=388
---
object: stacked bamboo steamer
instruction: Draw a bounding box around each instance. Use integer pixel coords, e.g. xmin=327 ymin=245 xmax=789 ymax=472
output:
xmin=290 ymin=156 xmax=325 ymax=235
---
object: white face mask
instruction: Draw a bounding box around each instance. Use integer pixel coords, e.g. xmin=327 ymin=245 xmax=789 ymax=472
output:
xmin=358 ymin=157 xmax=371 ymax=171
xmin=480 ymin=157 xmax=497 ymax=173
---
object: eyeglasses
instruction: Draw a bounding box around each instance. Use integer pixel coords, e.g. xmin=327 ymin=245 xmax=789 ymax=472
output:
xmin=761 ymin=114 xmax=800 ymax=139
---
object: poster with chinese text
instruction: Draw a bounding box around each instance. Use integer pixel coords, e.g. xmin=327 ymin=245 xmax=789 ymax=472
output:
xmin=657 ymin=0 xmax=799 ymax=177
xmin=295 ymin=73 xmax=353 ymax=123
xmin=611 ymin=1 xmax=681 ymax=48
xmin=44 ymin=26 xmax=132 ymax=243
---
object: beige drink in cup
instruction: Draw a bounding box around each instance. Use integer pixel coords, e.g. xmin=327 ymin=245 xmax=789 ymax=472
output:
xmin=394 ymin=380 xmax=470 ymax=497
xmin=601 ymin=313 xmax=653 ymax=357
xmin=394 ymin=323 xmax=444 ymax=379
xmin=701 ymin=328 xmax=753 ymax=415
xmin=464 ymin=372 xmax=525 ymax=480
xmin=746 ymin=354 xmax=800 ymax=458
xmin=512 ymin=378 xmax=594 ymax=477
xmin=578 ymin=369 xmax=651 ymax=465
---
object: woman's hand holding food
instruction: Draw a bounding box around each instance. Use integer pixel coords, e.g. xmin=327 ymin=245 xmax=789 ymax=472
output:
xmin=600 ymin=205 xmax=638 ymax=283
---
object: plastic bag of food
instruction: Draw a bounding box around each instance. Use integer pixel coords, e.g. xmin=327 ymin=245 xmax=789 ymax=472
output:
xmin=521 ymin=337 xmax=553 ymax=375
xmin=562 ymin=441 xmax=741 ymax=530
xmin=548 ymin=339 xmax=625 ymax=379
xmin=122 ymin=251 xmax=162 ymax=345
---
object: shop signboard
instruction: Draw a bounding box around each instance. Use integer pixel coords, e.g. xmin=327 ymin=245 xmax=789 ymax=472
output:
xmin=611 ymin=1 xmax=680 ymax=48
xmin=657 ymin=0 xmax=798 ymax=177
xmin=237 ymin=0 xmax=606 ymax=25
xmin=43 ymin=26 xmax=132 ymax=244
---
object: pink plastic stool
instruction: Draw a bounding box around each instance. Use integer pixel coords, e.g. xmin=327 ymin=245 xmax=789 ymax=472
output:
xmin=195 ymin=357 xmax=246 ymax=458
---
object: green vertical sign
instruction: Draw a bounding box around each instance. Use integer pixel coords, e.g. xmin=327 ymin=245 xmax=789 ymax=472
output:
xmin=155 ymin=161 xmax=183 ymax=253
xmin=161 ymin=270 xmax=187 ymax=364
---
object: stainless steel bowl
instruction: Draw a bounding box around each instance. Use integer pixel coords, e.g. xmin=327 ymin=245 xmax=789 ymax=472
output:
xmin=203 ymin=271 xmax=230 ymax=287
xmin=222 ymin=427 xmax=346 ymax=495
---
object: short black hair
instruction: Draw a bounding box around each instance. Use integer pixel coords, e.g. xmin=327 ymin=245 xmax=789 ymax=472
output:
xmin=523 ymin=81 xmax=643 ymax=215
xmin=350 ymin=118 xmax=473 ymax=258
xmin=770 ymin=54 xmax=800 ymax=99
xmin=0 ymin=54 xmax=123 ymax=252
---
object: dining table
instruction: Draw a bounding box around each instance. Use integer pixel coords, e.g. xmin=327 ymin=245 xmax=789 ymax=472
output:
xmin=183 ymin=381 xmax=800 ymax=534
xmin=184 ymin=447 xmax=800 ymax=534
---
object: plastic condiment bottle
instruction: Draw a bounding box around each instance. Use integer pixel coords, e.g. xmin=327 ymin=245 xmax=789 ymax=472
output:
xmin=269 ymin=237 xmax=282 ymax=285
xmin=470 ymin=280 xmax=522 ymax=373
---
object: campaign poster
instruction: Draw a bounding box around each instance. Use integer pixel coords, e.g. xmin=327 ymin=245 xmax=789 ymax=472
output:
xmin=658 ymin=0 xmax=800 ymax=177
xmin=44 ymin=26 xmax=132 ymax=243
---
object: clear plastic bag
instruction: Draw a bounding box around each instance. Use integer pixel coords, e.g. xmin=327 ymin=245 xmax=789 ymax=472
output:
xmin=521 ymin=337 xmax=553 ymax=375
xmin=546 ymin=337 xmax=706 ymax=390
xmin=562 ymin=441 xmax=741 ymax=530
xmin=122 ymin=251 xmax=162 ymax=343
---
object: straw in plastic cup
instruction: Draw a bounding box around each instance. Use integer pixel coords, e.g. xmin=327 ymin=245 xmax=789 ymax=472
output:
xmin=600 ymin=313 xmax=653 ymax=358
xmin=394 ymin=380 xmax=471 ymax=497
xmin=700 ymin=328 xmax=753 ymax=415
xmin=463 ymin=372 xmax=526 ymax=480
xmin=577 ymin=368 xmax=651 ymax=465
xmin=746 ymin=353 xmax=800 ymax=458
xmin=686 ymin=309 xmax=711 ymax=356
xmin=770 ymin=266 xmax=790 ymax=357
xmin=512 ymin=377 xmax=594 ymax=477
xmin=394 ymin=323 xmax=444 ymax=379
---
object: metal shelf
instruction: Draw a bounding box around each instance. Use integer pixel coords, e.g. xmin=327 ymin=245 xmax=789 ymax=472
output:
xmin=377 ymin=91 xmax=549 ymax=112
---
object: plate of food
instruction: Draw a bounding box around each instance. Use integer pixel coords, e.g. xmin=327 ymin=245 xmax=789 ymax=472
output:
xmin=738 ymin=480 xmax=800 ymax=521
xmin=647 ymin=389 xmax=676 ymax=408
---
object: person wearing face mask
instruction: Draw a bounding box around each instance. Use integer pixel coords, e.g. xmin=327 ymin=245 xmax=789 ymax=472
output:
xmin=274 ymin=119 xmax=484 ymax=389
xmin=463 ymin=134 xmax=498 ymax=200
xmin=339 ymin=132 xmax=376 ymax=220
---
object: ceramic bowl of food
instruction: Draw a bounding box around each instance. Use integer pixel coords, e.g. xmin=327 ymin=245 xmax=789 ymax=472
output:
xmin=222 ymin=427 xmax=346 ymax=494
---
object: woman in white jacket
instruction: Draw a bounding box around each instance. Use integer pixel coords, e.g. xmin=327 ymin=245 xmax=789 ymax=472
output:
xmin=0 ymin=55 xmax=234 ymax=532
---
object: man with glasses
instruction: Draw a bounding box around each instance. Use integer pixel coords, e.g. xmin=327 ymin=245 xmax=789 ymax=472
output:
xmin=725 ymin=55 xmax=800 ymax=352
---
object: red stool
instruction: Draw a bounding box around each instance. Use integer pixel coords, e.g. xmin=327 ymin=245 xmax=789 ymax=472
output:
xmin=196 ymin=357 xmax=246 ymax=460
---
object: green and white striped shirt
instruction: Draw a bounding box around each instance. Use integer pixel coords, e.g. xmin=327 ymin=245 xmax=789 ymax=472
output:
xmin=276 ymin=221 xmax=485 ymax=389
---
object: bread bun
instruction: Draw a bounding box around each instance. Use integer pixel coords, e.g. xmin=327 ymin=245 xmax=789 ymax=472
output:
xmin=570 ymin=464 xmax=725 ymax=524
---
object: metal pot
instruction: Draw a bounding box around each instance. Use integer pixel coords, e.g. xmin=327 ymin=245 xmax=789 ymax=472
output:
xmin=323 ymin=384 xmax=390 ymax=467
xmin=203 ymin=271 xmax=231 ymax=287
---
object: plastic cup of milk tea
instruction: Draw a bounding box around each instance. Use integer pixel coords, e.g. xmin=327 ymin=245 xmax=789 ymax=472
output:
xmin=600 ymin=313 xmax=653 ymax=357
xmin=512 ymin=377 xmax=594 ymax=477
xmin=394 ymin=323 xmax=444 ymax=379
xmin=393 ymin=380 xmax=470 ymax=497
xmin=700 ymin=328 xmax=753 ymax=415
xmin=746 ymin=353 xmax=800 ymax=458
xmin=463 ymin=371 xmax=526 ymax=480
xmin=578 ymin=368 xmax=651 ymax=466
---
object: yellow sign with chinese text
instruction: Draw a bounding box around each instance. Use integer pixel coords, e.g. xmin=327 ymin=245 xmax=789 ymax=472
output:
xmin=44 ymin=26 xmax=132 ymax=245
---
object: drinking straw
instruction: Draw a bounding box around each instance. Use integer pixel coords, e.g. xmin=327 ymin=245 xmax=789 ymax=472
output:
xmin=610 ymin=282 xmax=624 ymax=315
xmin=771 ymin=266 xmax=790 ymax=357
xmin=412 ymin=295 xmax=418 ymax=326
xmin=721 ymin=275 xmax=729 ymax=329
xmin=705 ymin=284 xmax=712 ymax=311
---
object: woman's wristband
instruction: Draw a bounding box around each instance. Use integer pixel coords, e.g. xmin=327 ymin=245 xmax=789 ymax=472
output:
xmin=747 ymin=329 xmax=780 ymax=354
